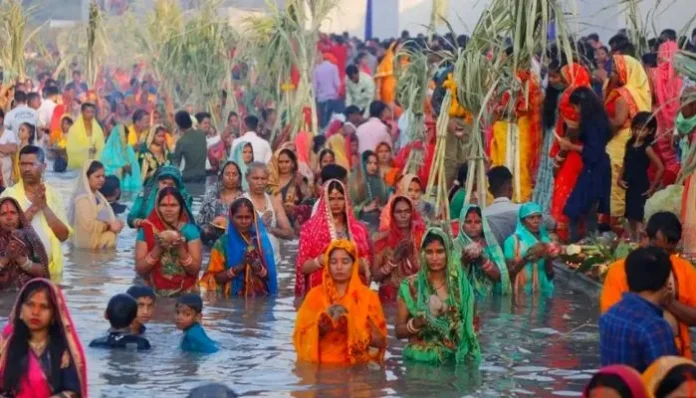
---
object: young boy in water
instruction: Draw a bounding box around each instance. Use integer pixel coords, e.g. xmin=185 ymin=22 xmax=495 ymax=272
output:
xmin=90 ymin=293 xmax=152 ymax=351
xmin=176 ymin=294 xmax=218 ymax=354
xmin=126 ymin=285 xmax=156 ymax=335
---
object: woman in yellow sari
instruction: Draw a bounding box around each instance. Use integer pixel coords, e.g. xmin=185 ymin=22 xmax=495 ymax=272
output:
xmin=604 ymin=55 xmax=651 ymax=222
xmin=326 ymin=134 xmax=350 ymax=171
xmin=375 ymin=42 xmax=397 ymax=106
xmin=66 ymin=103 xmax=105 ymax=170
xmin=293 ymin=239 xmax=387 ymax=365
xmin=642 ymin=356 xmax=696 ymax=398
xmin=490 ymin=70 xmax=543 ymax=203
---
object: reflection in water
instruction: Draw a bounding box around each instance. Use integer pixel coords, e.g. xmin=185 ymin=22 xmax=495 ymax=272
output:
xmin=0 ymin=171 xmax=600 ymax=397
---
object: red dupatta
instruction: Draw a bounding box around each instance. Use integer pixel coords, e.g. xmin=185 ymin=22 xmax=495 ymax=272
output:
xmin=550 ymin=64 xmax=591 ymax=158
xmin=0 ymin=279 xmax=87 ymax=398
xmin=294 ymin=179 xmax=373 ymax=297
xmin=140 ymin=194 xmax=198 ymax=295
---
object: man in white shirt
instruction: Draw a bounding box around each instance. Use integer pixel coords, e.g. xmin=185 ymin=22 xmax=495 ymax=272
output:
xmin=0 ymin=109 xmax=19 ymax=187
xmin=3 ymin=91 xmax=39 ymax=136
xmin=345 ymin=64 xmax=375 ymax=117
xmin=38 ymin=86 xmax=60 ymax=131
xmin=356 ymin=100 xmax=392 ymax=154
xmin=231 ymin=115 xmax=272 ymax=164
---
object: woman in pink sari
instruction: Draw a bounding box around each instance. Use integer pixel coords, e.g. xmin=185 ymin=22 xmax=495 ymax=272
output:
xmin=295 ymin=179 xmax=373 ymax=297
xmin=652 ymin=41 xmax=683 ymax=185
xmin=0 ymin=278 xmax=87 ymax=397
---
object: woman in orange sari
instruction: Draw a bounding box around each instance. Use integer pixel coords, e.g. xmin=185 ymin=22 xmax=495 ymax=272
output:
xmin=373 ymin=196 xmax=426 ymax=302
xmin=375 ymin=41 xmax=397 ymax=106
xmin=604 ymin=55 xmax=651 ymax=225
xmin=293 ymin=239 xmax=387 ymax=365
xmin=548 ymin=63 xmax=591 ymax=240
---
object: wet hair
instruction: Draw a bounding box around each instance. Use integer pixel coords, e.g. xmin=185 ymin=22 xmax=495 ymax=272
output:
xmin=2 ymin=281 xmax=68 ymax=395
xmin=19 ymin=123 xmax=36 ymax=145
xmin=187 ymin=383 xmax=239 ymax=398
xmin=346 ymin=64 xmax=359 ymax=77
xmin=625 ymin=246 xmax=672 ymax=293
xmin=278 ymin=148 xmax=298 ymax=172
xmin=13 ymin=91 xmax=27 ymax=103
xmin=422 ymin=231 xmax=446 ymax=249
xmin=244 ymin=115 xmax=259 ymax=130
xmin=585 ymin=372 xmax=635 ymax=398
xmin=81 ymin=102 xmax=96 ymax=112
xmin=646 ymin=212 xmax=682 ymax=243
xmin=86 ymin=160 xmax=104 ymax=177
xmin=344 ymin=105 xmax=362 ymax=118
xmin=654 ymin=363 xmax=696 ymax=397
xmin=133 ymin=109 xmax=148 ymax=124
xmin=318 ymin=148 xmax=335 ymax=164
xmin=19 ymin=145 xmax=45 ymax=164
xmin=230 ymin=197 xmax=254 ymax=217
xmin=195 ymin=112 xmax=211 ymax=123
xmin=126 ymin=285 xmax=156 ymax=301
xmin=369 ymin=100 xmax=388 ymax=119
xmin=177 ymin=293 xmax=203 ymax=314
xmin=175 ymin=110 xmax=193 ymax=130
xmin=320 ymin=164 xmax=347 ymax=183
xmin=106 ymin=293 xmax=138 ymax=329
xmin=487 ymin=166 xmax=513 ymax=196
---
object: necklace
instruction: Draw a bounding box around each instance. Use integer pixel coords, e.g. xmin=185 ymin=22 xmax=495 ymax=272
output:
xmin=29 ymin=339 xmax=48 ymax=356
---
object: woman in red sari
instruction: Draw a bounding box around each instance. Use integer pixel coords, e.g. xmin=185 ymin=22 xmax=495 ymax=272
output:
xmin=548 ymin=63 xmax=591 ymax=240
xmin=0 ymin=278 xmax=87 ymax=398
xmin=372 ymin=195 xmax=426 ymax=302
xmin=135 ymin=186 xmax=203 ymax=297
xmin=295 ymin=179 xmax=373 ymax=298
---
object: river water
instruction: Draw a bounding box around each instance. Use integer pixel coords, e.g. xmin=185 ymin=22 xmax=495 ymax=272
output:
xmin=0 ymin=169 xmax=602 ymax=397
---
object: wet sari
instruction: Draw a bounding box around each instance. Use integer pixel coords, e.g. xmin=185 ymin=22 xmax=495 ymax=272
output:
xmin=456 ymin=204 xmax=511 ymax=297
xmin=200 ymin=198 xmax=277 ymax=297
xmin=605 ymin=55 xmax=651 ymax=219
xmin=66 ymin=114 xmax=105 ymax=170
xmin=0 ymin=279 xmax=87 ymax=398
xmin=196 ymin=161 xmax=243 ymax=246
xmin=138 ymin=126 xmax=171 ymax=185
xmin=127 ymin=165 xmax=194 ymax=228
xmin=550 ymin=64 xmax=591 ymax=239
xmin=0 ymin=198 xmax=49 ymax=291
xmin=642 ymin=356 xmax=696 ymax=397
xmin=374 ymin=196 xmax=426 ymax=301
xmin=295 ymin=179 xmax=373 ymax=297
xmin=101 ymin=124 xmax=143 ymax=194
xmin=137 ymin=193 xmax=201 ymax=297
xmin=503 ymin=203 xmax=554 ymax=296
xmin=398 ymin=228 xmax=481 ymax=364
xmin=294 ymin=239 xmax=387 ymax=365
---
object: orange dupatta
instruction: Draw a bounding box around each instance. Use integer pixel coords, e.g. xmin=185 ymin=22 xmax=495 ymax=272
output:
xmin=293 ymin=239 xmax=387 ymax=365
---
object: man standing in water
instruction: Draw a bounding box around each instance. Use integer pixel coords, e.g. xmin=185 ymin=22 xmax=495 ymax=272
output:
xmin=0 ymin=145 xmax=71 ymax=278
xmin=173 ymin=110 xmax=207 ymax=183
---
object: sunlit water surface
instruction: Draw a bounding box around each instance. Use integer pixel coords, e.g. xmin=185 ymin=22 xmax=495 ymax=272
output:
xmin=0 ymin=168 xmax=602 ymax=397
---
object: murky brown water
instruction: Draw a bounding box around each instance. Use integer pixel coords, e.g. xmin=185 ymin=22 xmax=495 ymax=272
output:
xmin=0 ymin=169 xmax=601 ymax=397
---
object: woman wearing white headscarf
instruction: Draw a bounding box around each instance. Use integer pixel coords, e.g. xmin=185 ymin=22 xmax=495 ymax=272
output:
xmin=68 ymin=160 xmax=124 ymax=249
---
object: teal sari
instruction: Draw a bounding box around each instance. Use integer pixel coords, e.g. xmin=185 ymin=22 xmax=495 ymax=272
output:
xmin=398 ymin=227 xmax=481 ymax=365
xmin=127 ymin=165 xmax=194 ymax=228
xmin=503 ymin=202 xmax=554 ymax=296
xmin=101 ymin=124 xmax=142 ymax=194
xmin=230 ymin=141 xmax=252 ymax=192
xmin=456 ymin=204 xmax=511 ymax=297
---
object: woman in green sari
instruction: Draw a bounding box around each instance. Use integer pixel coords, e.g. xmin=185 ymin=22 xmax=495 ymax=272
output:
xmin=456 ymin=204 xmax=511 ymax=297
xmin=396 ymin=227 xmax=480 ymax=365
xmin=503 ymin=202 xmax=556 ymax=296
xmin=101 ymin=124 xmax=143 ymax=194
xmin=349 ymin=150 xmax=388 ymax=232
xmin=127 ymin=165 xmax=194 ymax=229
xmin=230 ymin=141 xmax=253 ymax=192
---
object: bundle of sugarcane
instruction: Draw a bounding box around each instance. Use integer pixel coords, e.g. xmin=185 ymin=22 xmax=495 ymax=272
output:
xmin=395 ymin=44 xmax=433 ymax=174
xmin=0 ymin=0 xmax=42 ymax=84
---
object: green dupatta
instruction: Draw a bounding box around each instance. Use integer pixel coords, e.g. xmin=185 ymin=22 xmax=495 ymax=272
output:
xmin=456 ymin=204 xmax=511 ymax=297
xmin=502 ymin=202 xmax=554 ymax=295
xmin=397 ymin=227 xmax=481 ymax=365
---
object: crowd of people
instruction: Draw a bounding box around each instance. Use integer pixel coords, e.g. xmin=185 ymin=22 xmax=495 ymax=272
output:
xmin=0 ymin=21 xmax=695 ymax=397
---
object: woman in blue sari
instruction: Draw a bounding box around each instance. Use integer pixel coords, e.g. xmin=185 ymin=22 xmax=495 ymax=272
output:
xmin=230 ymin=141 xmax=254 ymax=192
xmin=503 ymin=202 xmax=556 ymax=296
xmin=101 ymin=124 xmax=143 ymax=194
xmin=127 ymin=165 xmax=194 ymax=228
xmin=456 ymin=204 xmax=511 ymax=298
xmin=200 ymin=197 xmax=277 ymax=297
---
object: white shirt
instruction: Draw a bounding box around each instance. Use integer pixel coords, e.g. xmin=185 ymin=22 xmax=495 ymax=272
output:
xmin=232 ymin=131 xmax=272 ymax=164
xmin=38 ymin=98 xmax=57 ymax=130
xmin=356 ymin=117 xmax=392 ymax=154
xmin=0 ymin=128 xmax=19 ymax=146
xmin=3 ymin=105 xmax=39 ymax=134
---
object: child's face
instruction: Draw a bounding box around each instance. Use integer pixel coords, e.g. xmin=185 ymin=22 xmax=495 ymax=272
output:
xmin=175 ymin=304 xmax=200 ymax=330
xmin=135 ymin=297 xmax=154 ymax=326
xmin=635 ymin=127 xmax=650 ymax=140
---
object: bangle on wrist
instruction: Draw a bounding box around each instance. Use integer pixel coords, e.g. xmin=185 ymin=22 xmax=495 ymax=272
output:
xmin=227 ymin=267 xmax=237 ymax=278
xmin=180 ymin=254 xmax=193 ymax=267
xmin=20 ymin=258 xmax=33 ymax=272
xmin=146 ymin=253 xmax=158 ymax=265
